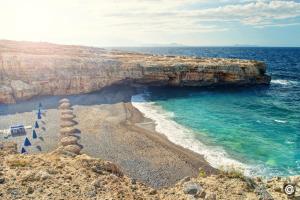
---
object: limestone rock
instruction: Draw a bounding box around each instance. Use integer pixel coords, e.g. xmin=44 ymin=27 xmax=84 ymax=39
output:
xmin=0 ymin=40 xmax=271 ymax=104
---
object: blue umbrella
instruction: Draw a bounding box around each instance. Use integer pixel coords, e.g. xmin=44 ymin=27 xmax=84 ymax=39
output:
xmin=24 ymin=137 xmax=31 ymax=146
xmin=35 ymin=121 xmax=39 ymax=128
xmin=21 ymin=147 xmax=27 ymax=154
xmin=32 ymin=130 xmax=37 ymax=139
xmin=37 ymin=113 xmax=42 ymax=120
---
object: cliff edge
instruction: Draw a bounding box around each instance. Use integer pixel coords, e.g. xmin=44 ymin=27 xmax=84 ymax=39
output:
xmin=0 ymin=40 xmax=271 ymax=104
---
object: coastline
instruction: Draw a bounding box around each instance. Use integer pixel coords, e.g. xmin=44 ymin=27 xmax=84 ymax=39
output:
xmin=131 ymin=92 xmax=250 ymax=173
xmin=0 ymin=85 xmax=217 ymax=188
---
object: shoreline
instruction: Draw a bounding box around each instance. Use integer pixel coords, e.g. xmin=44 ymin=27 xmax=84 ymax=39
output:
xmin=131 ymin=93 xmax=251 ymax=174
xmin=0 ymin=84 xmax=217 ymax=188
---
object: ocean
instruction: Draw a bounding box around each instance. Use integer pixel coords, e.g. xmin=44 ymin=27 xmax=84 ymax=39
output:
xmin=127 ymin=47 xmax=300 ymax=177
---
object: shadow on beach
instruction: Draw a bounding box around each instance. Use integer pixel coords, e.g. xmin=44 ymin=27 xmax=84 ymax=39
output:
xmin=0 ymin=81 xmax=270 ymax=116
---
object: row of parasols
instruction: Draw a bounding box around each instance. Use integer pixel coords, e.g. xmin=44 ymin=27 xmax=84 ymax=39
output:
xmin=58 ymin=98 xmax=82 ymax=155
xmin=21 ymin=103 xmax=43 ymax=154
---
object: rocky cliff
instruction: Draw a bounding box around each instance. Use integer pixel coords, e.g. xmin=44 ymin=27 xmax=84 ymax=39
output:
xmin=0 ymin=40 xmax=271 ymax=104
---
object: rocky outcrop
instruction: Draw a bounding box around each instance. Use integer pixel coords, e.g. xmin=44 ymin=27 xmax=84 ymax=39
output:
xmin=0 ymin=142 xmax=298 ymax=200
xmin=0 ymin=40 xmax=271 ymax=104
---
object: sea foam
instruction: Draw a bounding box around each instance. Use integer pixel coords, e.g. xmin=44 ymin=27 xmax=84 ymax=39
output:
xmin=131 ymin=92 xmax=264 ymax=176
xmin=271 ymin=79 xmax=298 ymax=86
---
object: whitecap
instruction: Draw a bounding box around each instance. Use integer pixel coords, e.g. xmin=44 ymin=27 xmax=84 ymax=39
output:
xmin=271 ymin=79 xmax=298 ymax=86
xmin=131 ymin=92 xmax=264 ymax=177
xmin=274 ymin=119 xmax=287 ymax=123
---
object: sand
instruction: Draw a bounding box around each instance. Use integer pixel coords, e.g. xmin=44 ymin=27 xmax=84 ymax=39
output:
xmin=0 ymin=85 xmax=216 ymax=188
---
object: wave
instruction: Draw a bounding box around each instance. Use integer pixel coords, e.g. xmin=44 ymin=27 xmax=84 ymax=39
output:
xmin=131 ymin=92 xmax=271 ymax=177
xmin=274 ymin=119 xmax=287 ymax=123
xmin=271 ymin=79 xmax=298 ymax=86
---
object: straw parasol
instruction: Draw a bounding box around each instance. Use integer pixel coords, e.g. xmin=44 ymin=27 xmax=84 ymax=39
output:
xmin=59 ymin=98 xmax=70 ymax=104
xmin=63 ymin=144 xmax=82 ymax=154
xmin=60 ymin=120 xmax=77 ymax=128
xmin=60 ymin=127 xmax=77 ymax=136
xmin=60 ymin=113 xmax=76 ymax=121
xmin=61 ymin=110 xmax=74 ymax=115
xmin=59 ymin=102 xmax=72 ymax=110
xmin=60 ymin=136 xmax=78 ymax=146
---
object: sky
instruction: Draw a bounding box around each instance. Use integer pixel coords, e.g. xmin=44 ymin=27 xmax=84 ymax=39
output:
xmin=0 ymin=0 xmax=300 ymax=47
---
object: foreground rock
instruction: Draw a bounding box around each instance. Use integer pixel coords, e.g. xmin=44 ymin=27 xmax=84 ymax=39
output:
xmin=0 ymin=40 xmax=270 ymax=104
xmin=0 ymin=142 xmax=297 ymax=200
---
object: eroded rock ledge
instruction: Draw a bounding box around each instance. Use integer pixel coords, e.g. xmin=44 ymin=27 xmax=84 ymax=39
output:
xmin=0 ymin=40 xmax=271 ymax=104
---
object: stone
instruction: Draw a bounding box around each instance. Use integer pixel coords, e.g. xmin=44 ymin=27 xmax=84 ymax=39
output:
xmin=183 ymin=182 xmax=203 ymax=196
xmin=205 ymin=193 xmax=217 ymax=200
xmin=131 ymin=178 xmax=137 ymax=185
xmin=149 ymin=189 xmax=157 ymax=195
xmin=60 ymin=136 xmax=78 ymax=146
xmin=0 ymin=177 xmax=5 ymax=184
xmin=92 ymin=179 xmax=102 ymax=188
xmin=27 ymin=186 xmax=34 ymax=194
xmin=36 ymin=170 xmax=51 ymax=180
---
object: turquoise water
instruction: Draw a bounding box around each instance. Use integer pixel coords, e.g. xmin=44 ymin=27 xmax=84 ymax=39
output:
xmin=125 ymin=47 xmax=300 ymax=177
xmin=146 ymin=86 xmax=299 ymax=176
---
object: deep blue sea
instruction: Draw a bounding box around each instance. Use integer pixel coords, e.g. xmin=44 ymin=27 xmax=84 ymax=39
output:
xmin=126 ymin=47 xmax=300 ymax=177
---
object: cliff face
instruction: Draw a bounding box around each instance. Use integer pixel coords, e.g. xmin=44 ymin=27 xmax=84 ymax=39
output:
xmin=0 ymin=40 xmax=271 ymax=104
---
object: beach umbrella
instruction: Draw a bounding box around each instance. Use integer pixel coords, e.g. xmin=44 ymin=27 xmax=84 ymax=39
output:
xmin=63 ymin=144 xmax=82 ymax=155
xmin=61 ymin=114 xmax=76 ymax=121
xmin=60 ymin=120 xmax=76 ymax=128
xmin=24 ymin=137 xmax=32 ymax=146
xmin=59 ymin=102 xmax=72 ymax=110
xmin=32 ymin=130 xmax=37 ymax=139
xmin=21 ymin=147 xmax=27 ymax=154
xmin=37 ymin=113 xmax=42 ymax=119
xmin=35 ymin=121 xmax=39 ymax=128
xmin=59 ymin=98 xmax=70 ymax=104
xmin=60 ymin=127 xmax=77 ymax=136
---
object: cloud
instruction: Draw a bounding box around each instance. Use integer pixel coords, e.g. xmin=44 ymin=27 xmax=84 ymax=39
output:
xmin=0 ymin=0 xmax=299 ymax=45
